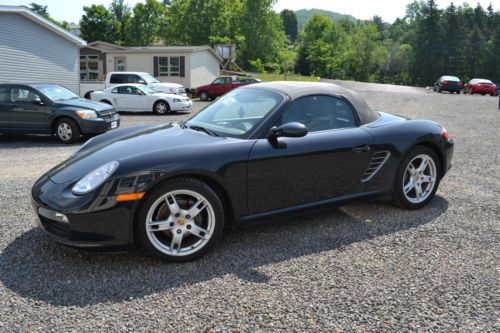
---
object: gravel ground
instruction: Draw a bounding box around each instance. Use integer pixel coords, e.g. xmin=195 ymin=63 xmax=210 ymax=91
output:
xmin=0 ymin=82 xmax=499 ymax=332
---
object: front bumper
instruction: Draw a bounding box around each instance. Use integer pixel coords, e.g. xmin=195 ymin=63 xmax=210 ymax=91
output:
xmin=31 ymin=175 xmax=137 ymax=250
xmin=171 ymin=100 xmax=193 ymax=112
xmin=443 ymin=138 xmax=454 ymax=176
xmin=79 ymin=113 xmax=120 ymax=135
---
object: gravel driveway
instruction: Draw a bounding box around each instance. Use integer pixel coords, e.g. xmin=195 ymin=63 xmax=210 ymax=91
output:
xmin=0 ymin=82 xmax=498 ymax=332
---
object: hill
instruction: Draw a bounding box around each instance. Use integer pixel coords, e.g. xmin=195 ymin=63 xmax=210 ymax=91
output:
xmin=296 ymin=8 xmax=359 ymax=30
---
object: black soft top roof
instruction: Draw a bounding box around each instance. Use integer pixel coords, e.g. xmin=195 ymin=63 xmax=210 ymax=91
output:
xmin=242 ymin=81 xmax=379 ymax=125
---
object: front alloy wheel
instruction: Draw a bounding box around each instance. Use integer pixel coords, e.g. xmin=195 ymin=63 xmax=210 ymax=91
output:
xmin=55 ymin=118 xmax=80 ymax=144
xmin=136 ymin=178 xmax=224 ymax=261
xmin=393 ymin=146 xmax=441 ymax=209
xmin=154 ymin=101 xmax=170 ymax=115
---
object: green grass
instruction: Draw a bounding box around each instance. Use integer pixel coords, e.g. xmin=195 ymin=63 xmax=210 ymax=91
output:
xmin=254 ymin=73 xmax=321 ymax=82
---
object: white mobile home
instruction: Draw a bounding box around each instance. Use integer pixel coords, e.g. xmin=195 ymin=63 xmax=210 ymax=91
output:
xmin=0 ymin=6 xmax=86 ymax=93
xmin=81 ymin=41 xmax=221 ymax=89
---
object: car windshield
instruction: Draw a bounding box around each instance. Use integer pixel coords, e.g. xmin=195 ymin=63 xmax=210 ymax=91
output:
xmin=137 ymin=85 xmax=157 ymax=95
xmin=142 ymin=73 xmax=160 ymax=84
xmin=478 ymin=79 xmax=493 ymax=84
xmin=442 ymin=76 xmax=460 ymax=82
xmin=186 ymin=88 xmax=284 ymax=138
xmin=33 ymin=84 xmax=79 ymax=101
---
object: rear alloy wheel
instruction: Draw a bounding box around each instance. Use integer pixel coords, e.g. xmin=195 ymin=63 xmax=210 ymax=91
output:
xmin=136 ymin=178 xmax=224 ymax=261
xmin=154 ymin=101 xmax=170 ymax=115
xmin=393 ymin=146 xmax=441 ymax=210
xmin=55 ymin=118 xmax=80 ymax=144
xmin=199 ymin=91 xmax=210 ymax=102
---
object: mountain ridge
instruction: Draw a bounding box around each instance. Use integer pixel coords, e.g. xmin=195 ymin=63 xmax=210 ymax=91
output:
xmin=296 ymin=8 xmax=359 ymax=30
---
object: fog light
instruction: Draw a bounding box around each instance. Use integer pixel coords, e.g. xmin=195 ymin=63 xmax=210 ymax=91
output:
xmin=38 ymin=207 xmax=69 ymax=223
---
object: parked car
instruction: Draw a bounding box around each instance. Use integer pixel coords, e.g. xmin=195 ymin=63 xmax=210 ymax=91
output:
xmin=239 ymin=78 xmax=263 ymax=84
xmin=32 ymin=82 xmax=454 ymax=261
xmin=90 ymin=84 xmax=193 ymax=114
xmin=194 ymin=76 xmax=260 ymax=101
xmin=433 ymin=76 xmax=462 ymax=94
xmin=463 ymin=78 xmax=497 ymax=96
xmin=0 ymin=83 xmax=119 ymax=143
xmin=81 ymin=72 xmax=187 ymax=99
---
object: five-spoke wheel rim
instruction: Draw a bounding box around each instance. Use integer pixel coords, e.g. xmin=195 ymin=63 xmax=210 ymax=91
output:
xmin=57 ymin=123 xmax=72 ymax=141
xmin=403 ymin=154 xmax=437 ymax=204
xmin=145 ymin=190 xmax=215 ymax=256
xmin=156 ymin=102 xmax=167 ymax=114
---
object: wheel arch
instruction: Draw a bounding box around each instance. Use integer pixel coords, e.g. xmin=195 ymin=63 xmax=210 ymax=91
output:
xmin=100 ymin=99 xmax=113 ymax=105
xmin=134 ymin=172 xmax=236 ymax=237
xmin=410 ymin=141 xmax=445 ymax=179
xmin=51 ymin=115 xmax=81 ymax=133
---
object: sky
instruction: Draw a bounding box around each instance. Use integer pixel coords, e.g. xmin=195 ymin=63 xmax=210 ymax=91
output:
xmin=2 ymin=0 xmax=499 ymax=24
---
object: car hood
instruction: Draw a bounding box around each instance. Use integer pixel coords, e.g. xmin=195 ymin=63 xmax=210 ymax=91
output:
xmin=150 ymin=83 xmax=185 ymax=94
xmin=55 ymin=98 xmax=113 ymax=111
xmin=48 ymin=124 xmax=225 ymax=184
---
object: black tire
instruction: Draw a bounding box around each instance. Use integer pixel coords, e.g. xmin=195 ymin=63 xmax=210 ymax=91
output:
xmin=136 ymin=178 xmax=225 ymax=262
xmin=84 ymin=91 xmax=93 ymax=99
xmin=392 ymin=146 xmax=441 ymax=210
xmin=54 ymin=118 xmax=80 ymax=144
xmin=100 ymin=99 xmax=112 ymax=105
xmin=199 ymin=91 xmax=210 ymax=102
xmin=153 ymin=100 xmax=170 ymax=115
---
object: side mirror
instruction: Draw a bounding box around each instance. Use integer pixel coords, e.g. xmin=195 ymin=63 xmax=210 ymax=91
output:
xmin=268 ymin=122 xmax=308 ymax=139
xmin=137 ymin=80 xmax=146 ymax=84
xmin=33 ymin=97 xmax=43 ymax=105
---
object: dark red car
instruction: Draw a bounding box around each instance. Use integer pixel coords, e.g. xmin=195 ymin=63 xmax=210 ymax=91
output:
xmin=463 ymin=79 xmax=497 ymax=96
xmin=194 ymin=76 xmax=260 ymax=101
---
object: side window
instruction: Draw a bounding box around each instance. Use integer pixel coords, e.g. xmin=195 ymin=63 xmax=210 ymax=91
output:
xmin=116 ymin=86 xmax=130 ymax=94
xmin=0 ymin=87 xmax=7 ymax=102
xmin=110 ymin=74 xmax=123 ymax=84
xmin=10 ymin=88 xmax=40 ymax=103
xmin=125 ymin=75 xmax=140 ymax=83
xmin=111 ymin=87 xmax=119 ymax=94
xmin=277 ymin=95 xmax=357 ymax=132
xmin=212 ymin=78 xmax=225 ymax=85
xmin=130 ymin=87 xmax=142 ymax=95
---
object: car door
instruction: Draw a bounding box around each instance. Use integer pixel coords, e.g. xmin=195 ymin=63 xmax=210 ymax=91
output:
xmin=247 ymin=95 xmax=373 ymax=214
xmin=210 ymin=78 xmax=226 ymax=96
xmin=0 ymin=86 xmax=9 ymax=130
xmin=112 ymin=86 xmax=144 ymax=111
xmin=7 ymin=86 xmax=51 ymax=132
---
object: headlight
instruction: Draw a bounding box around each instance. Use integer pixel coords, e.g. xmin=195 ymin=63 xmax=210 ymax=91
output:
xmin=173 ymin=98 xmax=187 ymax=102
xmin=72 ymin=161 xmax=119 ymax=195
xmin=76 ymin=110 xmax=98 ymax=119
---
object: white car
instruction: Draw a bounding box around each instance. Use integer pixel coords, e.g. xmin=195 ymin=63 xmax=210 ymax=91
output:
xmin=90 ymin=84 xmax=193 ymax=114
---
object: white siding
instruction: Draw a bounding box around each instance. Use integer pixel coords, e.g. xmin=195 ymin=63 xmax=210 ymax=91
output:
xmin=190 ymin=50 xmax=220 ymax=88
xmin=105 ymin=52 xmax=191 ymax=88
xmin=0 ymin=13 xmax=80 ymax=93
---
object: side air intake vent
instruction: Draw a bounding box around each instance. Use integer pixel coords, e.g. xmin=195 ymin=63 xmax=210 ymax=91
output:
xmin=361 ymin=151 xmax=390 ymax=182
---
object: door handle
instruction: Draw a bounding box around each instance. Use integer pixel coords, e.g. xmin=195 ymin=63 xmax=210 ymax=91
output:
xmin=352 ymin=145 xmax=371 ymax=153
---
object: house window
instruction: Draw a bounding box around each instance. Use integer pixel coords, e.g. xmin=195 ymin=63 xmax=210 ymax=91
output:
xmin=159 ymin=57 xmax=169 ymax=76
xmin=80 ymin=55 xmax=99 ymax=81
xmin=114 ymin=57 xmax=127 ymax=71
xmin=158 ymin=56 xmax=180 ymax=76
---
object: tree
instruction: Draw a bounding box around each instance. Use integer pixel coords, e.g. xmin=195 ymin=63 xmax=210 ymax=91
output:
xmin=110 ymin=0 xmax=132 ymax=45
xmin=413 ymin=0 xmax=443 ymax=85
xmin=29 ymin=3 xmax=48 ymax=16
xmin=281 ymin=9 xmax=299 ymax=42
xmin=29 ymin=2 xmax=69 ymax=30
xmin=130 ymin=0 xmax=165 ymax=45
xmin=238 ymin=0 xmax=286 ymax=67
xmin=442 ymin=3 xmax=466 ymax=76
xmin=80 ymin=5 xmax=117 ymax=43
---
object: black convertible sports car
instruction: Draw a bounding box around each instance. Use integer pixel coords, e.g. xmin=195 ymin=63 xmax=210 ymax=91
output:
xmin=32 ymin=82 xmax=454 ymax=261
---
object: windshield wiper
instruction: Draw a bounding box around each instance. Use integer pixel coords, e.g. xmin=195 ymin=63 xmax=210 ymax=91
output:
xmin=187 ymin=125 xmax=220 ymax=137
